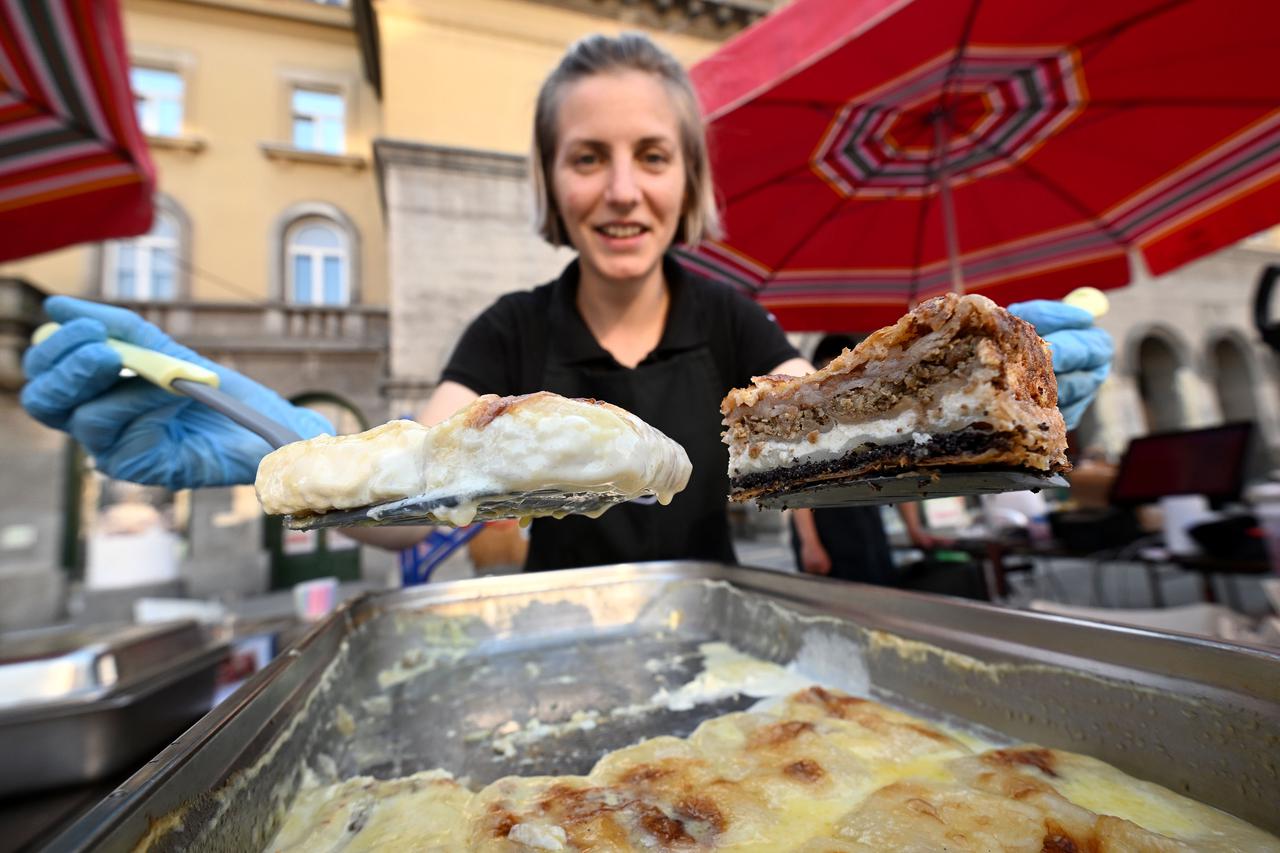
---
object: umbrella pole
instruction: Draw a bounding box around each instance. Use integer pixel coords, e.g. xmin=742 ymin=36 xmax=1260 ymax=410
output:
xmin=933 ymin=114 xmax=965 ymax=295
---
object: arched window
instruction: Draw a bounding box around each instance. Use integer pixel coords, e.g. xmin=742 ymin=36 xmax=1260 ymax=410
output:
xmin=286 ymin=218 xmax=348 ymax=305
xmin=106 ymin=210 xmax=179 ymax=300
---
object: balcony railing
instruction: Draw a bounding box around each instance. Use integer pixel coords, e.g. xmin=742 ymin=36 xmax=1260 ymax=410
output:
xmin=113 ymin=300 xmax=389 ymax=352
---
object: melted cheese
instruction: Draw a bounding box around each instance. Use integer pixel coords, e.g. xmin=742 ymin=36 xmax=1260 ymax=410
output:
xmin=268 ymin=687 xmax=1280 ymax=852
xmin=255 ymin=392 xmax=692 ymax=524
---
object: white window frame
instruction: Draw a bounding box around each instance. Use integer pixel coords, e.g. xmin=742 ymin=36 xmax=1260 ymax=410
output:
xmin=131 ymin=65 xmax=184 ymax=138
xmin=106 ymin=213 xmax=180 ymax=301
xmin=286 ymin=219 xmax=349 ymax=306
xmin=290 ymin=85 xmax=345 ymax=154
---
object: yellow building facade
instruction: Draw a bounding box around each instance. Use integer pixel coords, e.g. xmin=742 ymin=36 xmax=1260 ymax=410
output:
xmin=376 ymin=0 xmax=735 ymax=152
xmin=2 ymin=0 xmax=387 ymax=307
xmin=0 ymin=0 xmax=775 ymax=622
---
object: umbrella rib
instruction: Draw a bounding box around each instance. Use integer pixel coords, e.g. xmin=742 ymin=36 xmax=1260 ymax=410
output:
xmin=765 ymin=194 xmax=852 ymax=277
xmin=939 ymin=0 xmax=983 ymax=113
xmin=1072 ymin=0 xmax=1195 ymax=56
xmin=961 ymin=130 xmax=1131 ymax=252
xmin=908 ymin=187 xmax=936 ymax=306
xmin=723 ymin=162 xmax=816 ymax=206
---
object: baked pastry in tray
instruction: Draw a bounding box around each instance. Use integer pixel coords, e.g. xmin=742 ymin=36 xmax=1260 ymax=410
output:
xmin=255 ymin=392 xmax=692 ymax=527
xmin=722 ymin=294 xmax=1070 ymax=503
xmin=267 ymin=685 xmax=1279 ymax=852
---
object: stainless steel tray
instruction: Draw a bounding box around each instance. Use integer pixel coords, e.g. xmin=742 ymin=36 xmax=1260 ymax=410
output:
xmin=0 ymin=621 xmax=229 ymax=797
xmin=0 ymin=621 xmax=210 ymax=709
xmin=44 ymin=562 xmax=1280 ymax=852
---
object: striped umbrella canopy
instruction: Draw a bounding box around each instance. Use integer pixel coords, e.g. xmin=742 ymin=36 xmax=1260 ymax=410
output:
xmin=677 ymin=0 xmax=1280 ymax=331
xmin=0 ymin=0 xmax=154 ymax=263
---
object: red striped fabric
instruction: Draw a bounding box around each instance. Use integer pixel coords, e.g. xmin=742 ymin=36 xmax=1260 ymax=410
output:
xmin=0 ymin=0 xmax=154 ymax=262
xmin=680 ymin=0 xmax=1280 ymax=332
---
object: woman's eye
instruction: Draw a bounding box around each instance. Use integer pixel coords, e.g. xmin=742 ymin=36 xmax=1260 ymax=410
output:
xmin=573 ymin=152 xmax=599 ymax=167
xmin=641 ymin=150 xmax=671 ymax=166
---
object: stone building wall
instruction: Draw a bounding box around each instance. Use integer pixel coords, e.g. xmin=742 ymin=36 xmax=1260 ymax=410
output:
xmin=1085 ymin=245 xmax=1280 ymax=472
xmin=377 ymin=141 xmax=574 ymax=416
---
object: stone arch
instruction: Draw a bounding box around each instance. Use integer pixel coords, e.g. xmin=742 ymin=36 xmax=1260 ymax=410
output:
xmin=1128 ymin=325 xmax=1192 ymax=433
xmin=1204 ymin=330 xmax=1262 ymax=424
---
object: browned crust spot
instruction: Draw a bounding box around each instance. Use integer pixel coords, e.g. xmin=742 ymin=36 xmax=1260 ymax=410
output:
xmin=619 ymin=763 xmax=675 ymax=785
xmin=983 ymin=747 xmax=1060 ymax=778
xmin=675 ymin=795 xmax=728 ymax=834
xmin=783 ymin=758 xmax=826 ymax=782
xmin=464 ymin=391 xmax=608 ymax=430
xmin=487 ymin=802 xmax=519 ymax=837
xmin=1041 ymin=819 xmax=1095 ymax=852
xmin=796 ymin=685 xmax=869 ymax=719
xmin=748 ymin=720 xmax=816 ymax=749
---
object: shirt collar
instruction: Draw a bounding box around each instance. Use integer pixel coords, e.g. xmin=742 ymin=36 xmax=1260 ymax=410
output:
xmin=548 ymin=255 xmax=706 ymax=367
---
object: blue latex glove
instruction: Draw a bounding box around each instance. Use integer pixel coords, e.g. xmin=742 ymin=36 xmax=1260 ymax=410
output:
xmin=21 ymin=296 xmax=333 ymax=489
xmin=1007 ymin=300 xmax=1113 ymax=430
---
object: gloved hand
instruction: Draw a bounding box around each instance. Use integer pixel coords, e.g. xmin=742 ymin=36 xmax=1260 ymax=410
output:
xmin=21 ymin=296 xmax=333 ymax=490
xmin=1007 ymin=300 xmax=1113 ymax=430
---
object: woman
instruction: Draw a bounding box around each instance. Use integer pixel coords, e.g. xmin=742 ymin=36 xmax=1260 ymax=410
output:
xmin=20 ymin=34 xmax=1112 ymax=571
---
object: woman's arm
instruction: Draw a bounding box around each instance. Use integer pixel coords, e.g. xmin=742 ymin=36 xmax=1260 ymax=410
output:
xmin=897 ymin=502 xmax=952 ymax=550
xmin=418 ymin=380 xmax=481 ymax=426
xmin=791 ymin=508 xmax=832 ymax=575
xmin=333 ymin=381 xmax=482 ymax=551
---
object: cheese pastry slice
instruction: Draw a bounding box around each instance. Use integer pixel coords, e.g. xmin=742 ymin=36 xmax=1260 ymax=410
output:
xmin=254 ymin=391 xmax=692 ymax=526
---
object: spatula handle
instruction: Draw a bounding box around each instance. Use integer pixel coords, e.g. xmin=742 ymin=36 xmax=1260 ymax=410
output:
xmin=32 ymin=322 xmax=301 ymax=449
xmin=33 ymin=322 xmax=220 ymax=394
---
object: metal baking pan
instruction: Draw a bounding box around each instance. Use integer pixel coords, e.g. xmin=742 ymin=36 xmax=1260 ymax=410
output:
xmin=0 ymin=620 xmax=229 ymax=797
xmin=42 ymin=562 xmax=1280 ymax=852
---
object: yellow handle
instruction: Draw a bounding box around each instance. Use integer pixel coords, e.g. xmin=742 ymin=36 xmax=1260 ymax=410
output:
xmin=32 ymin=322 xmax=220 ymax=393
xmin=1062 ymin=286 xmax=1109 ymax=319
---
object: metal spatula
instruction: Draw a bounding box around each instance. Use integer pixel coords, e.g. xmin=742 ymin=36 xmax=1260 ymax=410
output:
xmin=285 ymin=488 xmax=631 ymax=531
xmin=34 ymin=324 xmax=650 ymax=529
xmin=751 ymin=469 xmax=1069 ymax=511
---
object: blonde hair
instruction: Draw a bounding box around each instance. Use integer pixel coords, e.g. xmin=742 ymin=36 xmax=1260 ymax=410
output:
xmin=531 ymin=32 xmax=722 ymax=248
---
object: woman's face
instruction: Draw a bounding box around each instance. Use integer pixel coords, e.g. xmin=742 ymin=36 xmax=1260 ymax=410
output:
xmin=552 ymin=70 xmax=686 ymax=284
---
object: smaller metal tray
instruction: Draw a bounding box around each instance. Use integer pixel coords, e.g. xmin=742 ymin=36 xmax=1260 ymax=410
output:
xmin=0 ymin=621 xmax=209 ymax=710
xmin=753 ymin=469 xmax=1069 ymax=509
xmin=0 ymin=621 xmax=228 ymax=797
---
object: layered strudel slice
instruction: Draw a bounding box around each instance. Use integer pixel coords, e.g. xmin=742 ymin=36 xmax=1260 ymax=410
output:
xmin=722 ymin=294 xmax=1070 ymax=501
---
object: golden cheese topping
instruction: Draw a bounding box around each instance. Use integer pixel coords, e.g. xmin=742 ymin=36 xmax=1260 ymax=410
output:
xmin=267 ymin=687 xmax=1280 ymax=852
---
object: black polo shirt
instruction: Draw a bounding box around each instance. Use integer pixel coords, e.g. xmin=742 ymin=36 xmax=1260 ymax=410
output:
xmin=442 ymin=255 xmax=799 ymax=570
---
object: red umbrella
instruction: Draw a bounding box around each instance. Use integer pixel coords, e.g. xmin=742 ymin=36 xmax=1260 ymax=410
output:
xmin=678 ymin=0 xmax=1280 ymax=331
xmin=0 ymin=0 xmax=155 ymax=263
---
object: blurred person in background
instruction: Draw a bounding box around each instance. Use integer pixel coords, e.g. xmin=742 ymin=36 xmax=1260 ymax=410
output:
xmin=20 ymin=34 xmax=1112 ymax=573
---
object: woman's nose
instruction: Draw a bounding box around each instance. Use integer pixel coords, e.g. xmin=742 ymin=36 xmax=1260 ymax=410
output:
xmin=604 ymin=161 xmax=640 ymax=207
